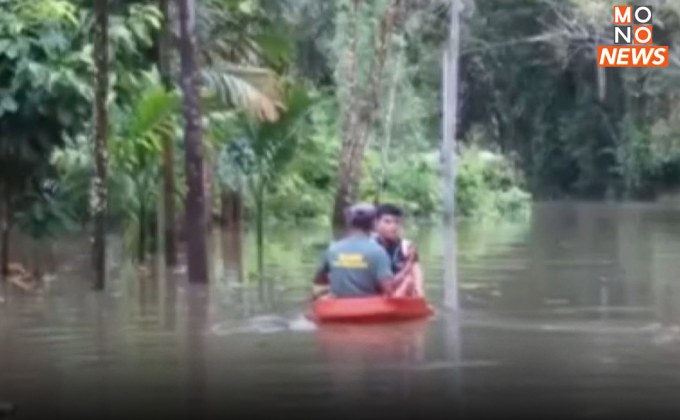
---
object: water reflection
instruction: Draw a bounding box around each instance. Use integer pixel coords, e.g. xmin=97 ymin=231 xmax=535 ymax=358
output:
xmin=315 ymin=321 xmax=428 ymax=416
xmin=185 ymin=284 xmax=209 ymax=418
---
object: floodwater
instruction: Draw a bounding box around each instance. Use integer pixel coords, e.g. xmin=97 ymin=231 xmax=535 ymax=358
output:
xmin=3 ymin=202 xmax=680 ymax=419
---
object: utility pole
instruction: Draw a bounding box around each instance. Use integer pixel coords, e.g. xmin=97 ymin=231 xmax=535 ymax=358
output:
xmin=441 ymin=0 xmax=462 ymax=311
xmin=442 ymin=4 xmax=465 ymax=416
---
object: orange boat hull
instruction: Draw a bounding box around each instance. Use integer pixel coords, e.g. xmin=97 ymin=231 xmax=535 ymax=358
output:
xmin=309 ymin=296 xmax=434 ymax=324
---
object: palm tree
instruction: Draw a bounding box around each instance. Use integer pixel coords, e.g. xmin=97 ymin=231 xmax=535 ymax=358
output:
xmin=177 ymin=0 xmax=208 ymax=283
xmin=172 ymin=0 xmax=294 ymax=283
xmin=110 ymin=83 xmax=179 ymax=263
xmin=158 ymin=0 xmax=178 ymax=267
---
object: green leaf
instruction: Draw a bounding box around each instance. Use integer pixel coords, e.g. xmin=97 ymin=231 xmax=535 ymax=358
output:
xmin=254 ymin=32 xmax=293 ymax=65
xmin=238 ymin=0 xmax=255 ymax=15
xmin=0 ymin=40 xmax=11 ymax=55
xmin=202 ymin=65 xmax=283 ymax=122
xmin=0 ymin=96 xmax=18 ymax=113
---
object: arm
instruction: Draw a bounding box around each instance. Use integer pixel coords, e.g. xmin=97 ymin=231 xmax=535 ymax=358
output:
xmin=378 ymin=276 xmax=407 ymax=297
xmin=387 ymin=243 xmax=421 ymax=296
xmin=411 ymin=262 xmax=424 ymax=295
xmin=373 ymin=249 xmax=406 ymax=296
xmin=412 ymin=261 xmax=424 ymax=282
xmin=392 ymin=243 xmax=419 ymax=280
xmin=313 ymin=261 xmax=329 ymax=286
xmin=385 ymin=259 xmax=415 ymax=294
xmin=311 ymin=251 xmax=330 ymax=300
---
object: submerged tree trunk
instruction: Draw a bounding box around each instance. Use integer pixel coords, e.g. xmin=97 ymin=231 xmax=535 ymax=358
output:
xmin=138 ymin=203 xmax=147 ymax=263
xmin=441 ymin=0 xmax=462 ymax=311
xmin=254 ymin=183 xmax=265 ymax=279
xmin=219 ymin=191 xmax=229 ymax=227
xmin=223 ymin=227 xmax=244 ymax=284
xmin=220 ymin=189 xmax=242 ymax=228
xmin=177 ymin=0 xmax=208 ymax=283
xmin=159 ymin=0 xmax=178 ymax=267
xmin=204 ymin=159 xmax=214 ymax=230
xmin=331 ymin=0 xmax=403 ymax=229
xmin=93 ymin=0 xmax=109 ymax=290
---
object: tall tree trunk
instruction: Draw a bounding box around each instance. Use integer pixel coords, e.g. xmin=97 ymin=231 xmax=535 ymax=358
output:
xmin=441 ymin=0 xmax=461 ymax=311
xmin=93 ymin=0 xmax=109 ymax=290
xmin=177 ymin=0 xmax=208 ymax=283
xmin=252 ymin=178 xmax=265 ymax=280
xmin=331 ymin=0 xmax=402 ymax=229
xmin=375 ymin=58 xmax=402 ymax=204
xmin=204 ymin=159 xmax=213 ymax=230
xmin=159 ymin=0 xmax=178 ymax=267
xmin=0 ymin=189 xmax=10 ymax=278
xmin=255 ymin=193 xmax=264 ymax=280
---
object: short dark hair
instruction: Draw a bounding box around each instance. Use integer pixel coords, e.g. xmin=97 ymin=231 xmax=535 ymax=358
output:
xmin=350 ymin=214 xmax=374 ymax=232
xmin=376 ymin=203 xmax=403 ymax=219
xmin=345 ymin=203 xmax=376 ymax=232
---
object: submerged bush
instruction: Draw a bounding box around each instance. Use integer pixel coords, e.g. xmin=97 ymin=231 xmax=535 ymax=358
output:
xmin=456 ymin=146 xmax=531 ymax=219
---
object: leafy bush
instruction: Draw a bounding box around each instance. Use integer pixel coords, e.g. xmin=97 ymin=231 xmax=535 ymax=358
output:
xmin=456 ymin=146 xmax=531 ymax=219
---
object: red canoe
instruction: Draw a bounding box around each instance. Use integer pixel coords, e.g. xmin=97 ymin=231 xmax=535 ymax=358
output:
xmin=308 ymin=296 xmax=434 ymax=324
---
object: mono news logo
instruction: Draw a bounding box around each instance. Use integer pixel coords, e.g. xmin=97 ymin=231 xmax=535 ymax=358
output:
xmin=597 ymin=5 xmax=669 ymax=67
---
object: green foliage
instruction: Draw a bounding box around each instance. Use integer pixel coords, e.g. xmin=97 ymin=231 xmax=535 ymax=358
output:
xmin=109 ymin=77 xmax=180 ymax=259
xmin=215 ymin=84 xmax=315 ymax=192
xmin=460 ymin=0 xmax=680 ymax=199
xmin=50 ymin=133 xmax=94 ymax=222
xmin=15 ymin=181 xmax=78 ymax=240
xmin=0 ymin=0 xmax=164 ymax=220
xmin=227 ymin=84 xmax=531 ymax=224
xmin=215 ymin=86 xmax=316 ymax=224
xmin=197 ymin=0 xmax=290 ymax=122
xmin=198 ymin=0 xmax=294 ymax=66
xmin=0 ymin=0 xmax=90 ymax=225
xmin=214 ymin=83 xmax=314 ymax=275
xmin=47 ymin=69 xmax=181 ymax=263
xmin=616 ymin=104 xmax=680 ymax=197
xmin=6 ymin=0 xmax=79 ymax=25
xmin=202 ymin=65 xmax=283 ymax=122
xmin=19 ymin=0 xmax=680 ymax=252
xmin=384 ymin=153 xmax=442 ymax=217
xmin=456 ymin=146 xmax=531 ymax=220
xmin=244 ymin=94 xmax=336 ymax=222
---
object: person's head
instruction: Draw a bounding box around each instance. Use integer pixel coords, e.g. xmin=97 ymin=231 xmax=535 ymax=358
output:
xmin=375 ymin=203 xmax=403 ymax=241
xmin=345 ymin=202 xmax=377 ymax=233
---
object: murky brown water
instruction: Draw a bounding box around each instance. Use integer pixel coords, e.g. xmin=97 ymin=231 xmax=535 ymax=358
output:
xmin=3 ymin=202 xmax=680 ymax=419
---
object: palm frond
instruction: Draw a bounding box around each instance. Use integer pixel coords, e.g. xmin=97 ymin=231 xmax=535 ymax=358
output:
xmin=127 ymin=85 xmax=179 ymax=140
xmin=201 ymin=65 xmax=284 ymax=122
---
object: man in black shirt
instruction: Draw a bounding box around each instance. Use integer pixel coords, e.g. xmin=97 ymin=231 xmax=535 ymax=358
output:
xmin=373 ymin=204 xmax=425 ymax=297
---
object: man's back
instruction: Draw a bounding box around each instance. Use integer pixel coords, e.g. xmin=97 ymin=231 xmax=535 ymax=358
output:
xmin=324 ymin=235 xmax=393 ymax=297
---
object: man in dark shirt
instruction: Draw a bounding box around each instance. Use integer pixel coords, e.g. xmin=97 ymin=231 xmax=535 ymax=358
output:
xmin=313 ymin=203 xmax=407 ymax=298
xmin=373 ymin=203 xmax=425 ymax=297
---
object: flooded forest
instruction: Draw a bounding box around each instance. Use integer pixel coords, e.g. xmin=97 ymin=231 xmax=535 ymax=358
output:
xmin=2 ymin=1 xmax=680 ymax=419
